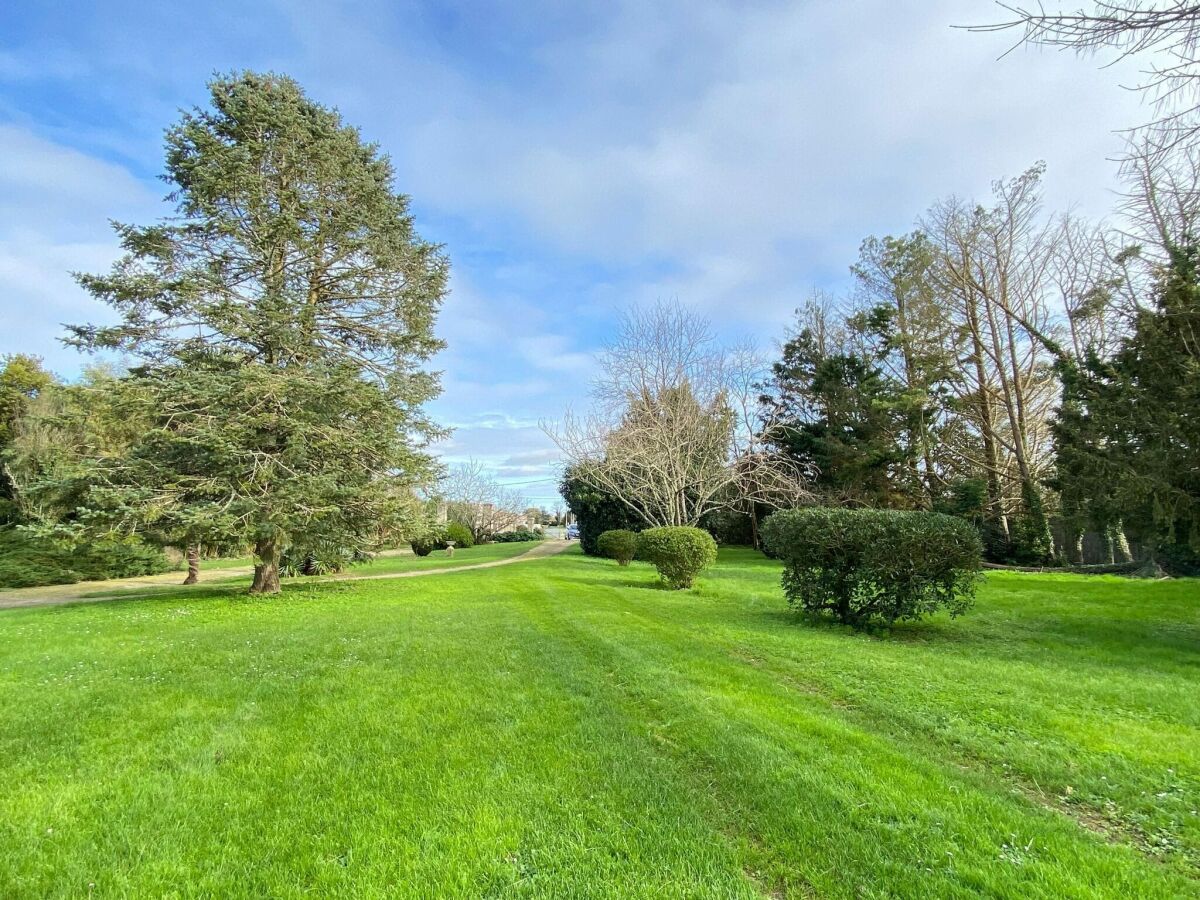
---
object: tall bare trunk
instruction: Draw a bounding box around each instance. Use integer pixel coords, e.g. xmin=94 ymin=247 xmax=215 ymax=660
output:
xmin=984 ymin=293 xmax=1050 ymax=553
xmin=1112 ymin=523 xmax=1132 ymax=564
xmin=1070 ymin=531 xmax=1084 ymax=566
xmin=182 ymin=543 xmax=201 ymax=585
xmin=1101 ymin=530 xmax=1115 ymax=565
xmin=964 ymin=297 xmax=1009 ymax=540
xmin=250 ymin=536 xmax=282 ymax=595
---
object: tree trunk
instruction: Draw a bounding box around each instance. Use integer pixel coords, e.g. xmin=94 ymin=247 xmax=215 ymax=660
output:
xmin=1069 ymin=531 xmax=1084 ymax=566
xmin=1112 ymin=523 xmax=1133 ymax=564
xmin=182 ymin=543 xmax=201 ymax=585
xmin=963 ymin=294 xmax=1010 ymax=541
xmin=250 ymin=536 xmax=282 ymax=595
xmin=985 ymin=296 xmax=1051 ymax=557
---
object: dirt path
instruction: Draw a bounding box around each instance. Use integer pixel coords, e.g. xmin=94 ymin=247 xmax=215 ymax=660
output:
xmin=0 ymin=541 xmax=574 ymax=612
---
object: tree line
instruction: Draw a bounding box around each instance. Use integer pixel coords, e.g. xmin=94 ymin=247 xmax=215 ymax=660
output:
xmin=556 ymin=147 xmax=1198 ymax=573
xmin=763 ymin=146 xmax=1197 ymax=571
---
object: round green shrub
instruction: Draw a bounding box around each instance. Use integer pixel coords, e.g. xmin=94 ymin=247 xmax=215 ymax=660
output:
xmin=596 ymin=529 xmax=638 ymax=566
xmin=410 ymin=535 xmax=438 ymax=557
xmin=635 ymin=526 xmax=717 ymax=589
xmin=760 ymin=507 xmax=983 ymax=626
xmin=444 ymin=521 xmax=474 ymax=549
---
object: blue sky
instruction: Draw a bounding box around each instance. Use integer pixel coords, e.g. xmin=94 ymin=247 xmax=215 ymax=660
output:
xmin=0 ymin=1 xmax=1151 ymax=507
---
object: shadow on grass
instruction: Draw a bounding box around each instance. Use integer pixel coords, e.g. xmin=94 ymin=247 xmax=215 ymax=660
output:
xmin=37 ymin=576 xmax=364 ymax=614
xmin=553 ymin=573 xmax=685 ymax=593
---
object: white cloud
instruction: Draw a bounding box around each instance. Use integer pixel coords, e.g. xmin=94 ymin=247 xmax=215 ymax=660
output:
xmin=514 ymin=333 xmax=595 ymax=376
xmin=383 ymin=0 xmax=1151 ymax=328
xmin=0 ymin=125 xmax=166 ymax=370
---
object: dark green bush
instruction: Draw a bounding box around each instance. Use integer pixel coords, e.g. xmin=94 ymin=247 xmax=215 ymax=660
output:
xmin=410 ymin=535 xmax=439 ymax=556
xmin=698 ymin=508 xmax=756 ymax=546
xmin=444 ymin=521 xmax=474 ymax=549
xmin=492 ymin=527 xmax=543 ymax=543
xmin=0 ymin=527 xmax=169 ymax=589
xmin=760 ymin=507 xmax=982 ymax=626
xmin=596 ymin=529 xmax=638 ymax=565
xmin=280 ymin=541 xmax=371 ymax=577
xmin=635 ymin=526 xmax=717 ymax=589
xmin=560 ymin=468 xmax=641 ymax=555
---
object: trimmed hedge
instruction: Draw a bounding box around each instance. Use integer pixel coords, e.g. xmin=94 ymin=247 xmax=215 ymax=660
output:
xmin=597 ymin=529 xmax=638 ymax=566
xmin=760 ymin=507 xmax=982 ymax=626
xmin=492 ymin=527 xmax=543 ymax=543
xmin=560 ymin=468 xmax=641 ymax=556
xmin=443 ymin=521 xmax=474 ymax=549
xmin=636 ymin=526 xmax=717 ymax=589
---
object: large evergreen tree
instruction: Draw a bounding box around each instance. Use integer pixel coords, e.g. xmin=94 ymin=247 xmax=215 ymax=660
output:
xmin=1053 ymin=239 xmax=1200 ymax=573
xmin=70 ymin=73 xmax=448 ymax=593
xmin=763 ymin=308 xmax=911 ymax=507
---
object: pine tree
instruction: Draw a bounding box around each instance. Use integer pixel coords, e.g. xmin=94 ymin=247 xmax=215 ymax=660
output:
xmin=764 ymin=316 xmax=909 ymax=507
xmin=1053 ymin=240 xmax=1200 ymax=573
xmin=69 ymin=73 xmax=448 ymax=593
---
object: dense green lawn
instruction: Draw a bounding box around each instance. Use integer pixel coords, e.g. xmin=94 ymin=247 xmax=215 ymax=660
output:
xmin=81 ymin=542 xmax=536 ymax=598
xmin=1 ymin=548 xmax=1196 ymax=898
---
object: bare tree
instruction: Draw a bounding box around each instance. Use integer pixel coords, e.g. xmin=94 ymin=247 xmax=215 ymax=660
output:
xmin=439 ymin=460 xmax=528 ymax=542
xmin=923 ymin=166 xmax=1064 ymax=550
xmin=548 ymin=301 xmax=811 ymax=528
xmin=1121 ymin=137 xmax=1200 ymax=276
xmin=972 ymin=2 xmax=1200 ymax=146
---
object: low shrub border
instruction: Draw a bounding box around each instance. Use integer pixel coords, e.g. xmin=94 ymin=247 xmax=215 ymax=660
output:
xmin=760 ymin=507 xmax=982 ymax=626
xmin=492 ymin=527 xmax=544 ymax=543
xmin=636 ymin=526 xmax=717 ymax=589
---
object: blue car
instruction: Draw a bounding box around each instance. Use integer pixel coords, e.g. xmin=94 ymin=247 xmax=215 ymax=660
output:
xmin=566 ymin=524 xmax=580 ymax=540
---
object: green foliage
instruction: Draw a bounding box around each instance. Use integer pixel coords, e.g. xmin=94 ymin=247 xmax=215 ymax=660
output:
xmin=935 ymin=478 xmax=1048 ymax=565
xmin=76 ymin=364 xmax=435 ymax=564
xmin=764 ymin=325 xmax=907 ymax=506
xmin=0 ymin=526 xmax=168 ymax=589
xmin=596 ymin=529 xmax=638 ymax=565
xmin=443 ymin=521 xmax=474 ymax=549
xmin=635 ymin=526 xmax=717 ymax=588
xmin=410 ymin=533 xmax=442 ymax=557
xmin=0 ymin=355 xmax=55 ymax=523
xmin=698 ymin=508 xmax=756 ymax=546
xmin=280 ymin=540 xmax=371 ymax=577
xmin=761 ymin=507 xmax=982 ymax=626
xmin=66 ymin=72 xmax=448 ymax=592
xmin=560 ymin=466 xmax=641 ymax=555
xmin=1053 ymin=240 xmax=1200 ymax=572
xmin=761 ymin=272 xmax=955 ymax=511
xmin=492 ymin=527 xmax=543 ymax=543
